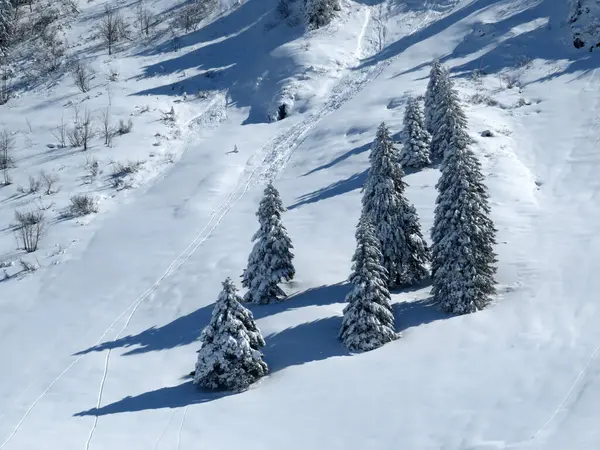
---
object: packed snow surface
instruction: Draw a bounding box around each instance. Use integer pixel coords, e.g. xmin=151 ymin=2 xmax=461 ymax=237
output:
xmin=1 ymin=0 xmax=600 ymax=449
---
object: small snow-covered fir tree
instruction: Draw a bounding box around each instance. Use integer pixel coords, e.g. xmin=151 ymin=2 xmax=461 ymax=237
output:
xmin=0 ymin=0 xmax=13 ymax=57
xmin=399 ymin=97 xmax=431 ymax=168
xmin=340 ymin=214 xmax=398 ymax=352
xmin=194 ymin=278 xmax=268 ymax=391
xmin=242 ymin=183 xmax=295 ymax=304
xmin=304 ymin=0 xmax=340 ymax=30
xmin=431 ymin=122 xmax=497 ymax=315
xmin=362 ymin=122 xmax=430 ymax=288
xmin=424 ymin=58 xmax=444 ymax=135
xmin=429 ymin=69 xmax=469 ymax=160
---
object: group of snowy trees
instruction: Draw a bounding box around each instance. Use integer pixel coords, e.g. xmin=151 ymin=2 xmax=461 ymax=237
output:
xmin=193 ymin=59 xmax=497 ymax=391
xmin=277 ymin=0 xmax=340 ymax=29
xmin=194 ymin=182 xmax=295 ymax=390
xmin=340 ymin=59 xmax=496 ymax=351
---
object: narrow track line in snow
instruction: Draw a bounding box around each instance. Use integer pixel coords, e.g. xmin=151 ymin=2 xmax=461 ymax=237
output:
xmin=0 ymin=95 xmax=229 ymax=450
xmin=152 ymin=410 xmax=177 ymax=450
xmin=356 ymin=8 xmax=371 ymax=58
xmin=0 ymin=4 xmax=457 ymax=447
xmin=83 ymin=351 xmax=110 ymax=450
xmin=176 ymin=407 xmax=189 ymax=450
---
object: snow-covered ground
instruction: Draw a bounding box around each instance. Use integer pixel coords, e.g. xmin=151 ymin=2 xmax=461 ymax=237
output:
xmin=2 ymin=0 xmax=600 ymax=448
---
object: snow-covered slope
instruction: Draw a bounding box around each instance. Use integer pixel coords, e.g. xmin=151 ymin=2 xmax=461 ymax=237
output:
xmin=2 ymin=0 xmax=600 ymax=449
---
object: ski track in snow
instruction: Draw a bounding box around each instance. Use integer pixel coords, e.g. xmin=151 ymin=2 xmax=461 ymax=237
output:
xmin=356 ymin=8 xmax=371 ymax=59
xmin=0 ymin=95 xmax=228 ymax=450
xmin=467 ymin=67 xmax=600 ymax=450
xmin=152 ymin=410 xmax=177 ymax=450
xmin=0 ymin=3 xmax=456 ymax=447
xmin=176 ymin=407 xmax=188 ymax=450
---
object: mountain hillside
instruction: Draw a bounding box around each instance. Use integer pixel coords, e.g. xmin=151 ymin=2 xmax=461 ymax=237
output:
xmin=1 ymin=0 xmax=600 ymax=449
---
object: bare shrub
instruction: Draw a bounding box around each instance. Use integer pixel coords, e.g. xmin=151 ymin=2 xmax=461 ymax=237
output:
xmin=67 ymin=194 xmax=98 ymax=217
xmin=19 ymin=258 xmax=39 ymax=272
xmin=84 ymin=156 xmax=100 ymax=184
xmin=173 ymin=0 xmax=217 ymax=32
xmin=17 ymin=176 xmax=41 ymax=195
xmin=67 ymin=107 xmax=95 ymax=150
xmin=160 ymin=106 xmax=176 ymax=122
xmin=500 ymin=73 xmax=521 ymax=90
xmin=117 ymin=118 xmax=133 ymax=134
xmin=135 ymin=2 xmax=156 ymax=37
xmin=14 ymin=210 xmax=46 ymax=253
xmin=108 ymin=66 xmax=119 ymax=82
xmin=36 ymin=29 xmax=66 ymax=73
xmin=71 ymin=60 xmax=92 ymax=93
xmin=31 ymin=4 xmax=61 ymax=36
xmin=40 ymin=170 xmax=60 ymax=195
xmin=0 ymin=64 xmax=12 ymax=105
xmin=52 ymin=116 xmax=68 ymax=148
xmin=1 ymin=129 xmax=15 ymax=185
xmin=100 ymin=108 xmax=117 ymax=146
xmin=98 ymin=5 xmax=130 ymax=55
xmin=110 ymin=160 xmax=143 ymax=189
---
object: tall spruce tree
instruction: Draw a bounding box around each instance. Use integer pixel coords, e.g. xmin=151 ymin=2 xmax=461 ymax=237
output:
xmin=362 ymin=122 xmax=430 ymax=288
xmin=429 ymin=70 xmax=470 ymax=160
xmin=399 ymin=97 xmax=431 ymax=169
xmin=424 ymin=58 xmax=444 ymax=136
xmin=194 ymin=278 xmax=268 ymax=391
xmin=431 ymin=91 xmax=497 ymax=315
xmin=242 ymin=183 xmax=295 ymax=304
xmin=340 ymin=214 xmax=398 ymax=351
xmin=304 ymin=0 xmax=340 ymax=30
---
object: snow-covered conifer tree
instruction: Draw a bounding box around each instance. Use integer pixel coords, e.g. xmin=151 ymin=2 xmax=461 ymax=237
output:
xmin=362 ymin=122 xmax=430 ymax=288
xmin=304 ymin=0 xmax=340 ymax=30
xmin=429 ymin=69 xmax=469 ymax=160
xmin=399 ymin=97 xmax=431 ymax=168
xmin=424 ymin=58 xmax=444 ymax=135
xmin=194 ymin=277 xmax=268 ymax=391
xmin=242 ymin=183 xmax=295 ymax=304
xmin=0 ymin=0 xmax=13 ymax=57
xmin=431 ymin=120 xmax=497 ymax=315
xmin=340 ymin=214 xmax=398 ymax=352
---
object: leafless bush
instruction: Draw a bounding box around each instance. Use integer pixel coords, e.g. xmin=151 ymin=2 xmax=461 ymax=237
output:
xmin=35 ymin=198 xmax=55 ymax=211
xmin=84 ymin=156 xmax=100 ymax=183
xmin=117 ymin=118 xmax=133 ymax=134
xmin=135 ymin=2 xmax=156 ymax=37
xmin=40 ymin=170 xmax=60 ymax=195
xmin=0 ymin=64 xmax=11 ymax=105
xmin=98 ymin=5 xmax=130 ymax=55
xmin=468 ymin=93 xmax=504 ymax=108
xmin=71 ymin=60 xmax=92 ymax=93
xmin=14 ymin=210 xmax=46 ymax=253
xmin=36 ymin=29 xmax=66 ymax=73
xmin=19 ymin=258 xmax=39 ymax=272
xmin=160 ymin=106 xmax=176 ymax=122
xmin=31 ymin=4 xmax=61 ymax=36
xmin=110 ymin=160 xmax=143 ymax=189
xmin=100 ymin=108 xmax=117 ymax=147
xmin=1 ymin=129 xmax=15 ymax=186
xmin=108 ymin=66 xmax=119 ymax=82
xmin=173 ymin=0 xmax=217 ymax=32
xmin=0 ymin=130 xmax=15 ymax=170
xmin=67 ymin=107 xmax=95 ymax=150
xmin=67 ymin=194 xmax=98 ymax=217
xmin=17 ymin=175 xmax=41 ymax=195
xmin=500 ymin=73 xmax=521 ymax=90
xmin=52 ymin=116 xmax=68 ymax=148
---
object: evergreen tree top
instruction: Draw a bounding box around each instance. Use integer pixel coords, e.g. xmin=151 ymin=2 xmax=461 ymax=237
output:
xmin=257 ymin=182 xmax=285 ymax=225
xmin=202 ymin=277 xmax=265 ymax=350
xmin=349 ymin=214 xmax=388 ymax=287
